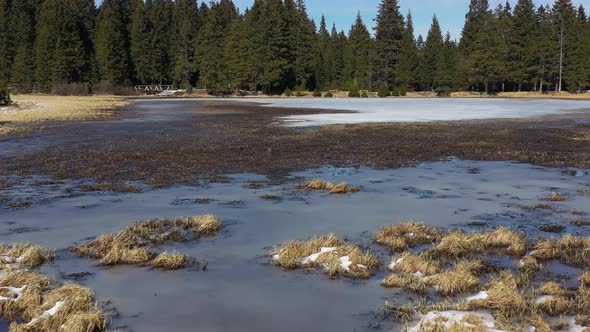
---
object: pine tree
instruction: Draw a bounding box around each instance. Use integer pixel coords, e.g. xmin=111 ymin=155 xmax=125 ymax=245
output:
xmin=95 ymin=0 xmax=132 ymax=85
xmin=344 ymin=12 xmax=373 ymax=90
xmin=130 ymin=0 xmax=153 ymax=84
xmin=564 ymin=4 xmax=588 ymax=92
xmin=0 ymin=0 xmax=12 ymax=83
xmin=438 ymin=32 xmax=459 ymax=91
xmin=373 ymin=0 xmax=405 ymax=88
xmin=8 ymin=0 xmax=38 ymax=91
xmin=510 ymin=0 xmax=537 ymax=91
xmin=495 ymin=1 xmax=512 ymax=91
xmin=172 ymin=0 xmax=197 ymax=88
xmin=423 ymin=15 xmax=444 ymax=90
xmin=293 ymin=0 xmax=316 ymax=89
xmin=315 ymin=15 xmax=332 ymax=90
xmin=35 ymin=0 xmax=94 ymax=91
xmin=397 ymin=11 xmax=417 ymax=90
xmin=552 ymin=0 xmax=577 ymax=91
xmin=195 ymin=0 xmax=237 ymax=89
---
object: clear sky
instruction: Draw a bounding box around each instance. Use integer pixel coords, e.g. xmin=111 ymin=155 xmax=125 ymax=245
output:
xmin=95 ymin=0 xmax=590 ymax=40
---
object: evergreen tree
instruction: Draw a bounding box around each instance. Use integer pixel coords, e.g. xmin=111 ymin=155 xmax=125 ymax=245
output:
xmin=35 ymin=0 xmax=94 ymax=91
xmin=95 ymin=0 xmax=132 ymax=85
xmin=172 ymin=0 xmax=197 ymax=88
xmin=552 ymin=0 xmax=577 ymax=91
xmin=130 ymin=0 xmax=153 ymax=84
xmin=397 ymin=11 xmax=417 ymax=90
xmin=373 ymin=0 xmax=405 ymax=88
xmin=438 ymin=32 xmax=459 ymax=91
xmin=423 ymin=15 xmax=444 ymax=90
xmin=293 ymin=0 xmax=316 ymax=89
xmin=495 ymin=1 xmax=512 ymax=91
xmin=8 ymin=0 xmax=39 ymax=91
xmin=315 ymin=15 xmax=332 ymax=90
xmin=0 ymin=0 xmax=11 ymax=83
xmin=510 ymin=0 xmax=537 ymax=91
xmin=344 ymin=12 xmax=373 ymax=90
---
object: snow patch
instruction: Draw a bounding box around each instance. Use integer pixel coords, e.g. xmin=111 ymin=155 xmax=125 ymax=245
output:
xmin=339 ymin=256 xmax=353 ymax=271
xmin=300 ymin=247 xmax=337 ymax=264
xmin=535 ymin=295 xmax=555 ymax=304
xmin=0 ymin=286 xmax=27 ymax=302
xmin=388 ymin=257 xmax=404 ymax=270
xmin=466 ymin=291 xmax=489 ymax=302
xmin=408 ymin=310 xmax=504 ymax=332
xmin=28 ymin=301 xmax=64 ymax=326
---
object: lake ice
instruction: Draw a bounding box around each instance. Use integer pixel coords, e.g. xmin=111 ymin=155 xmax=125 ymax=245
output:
xmin=207 ymin=97 xmax=590 ymax=126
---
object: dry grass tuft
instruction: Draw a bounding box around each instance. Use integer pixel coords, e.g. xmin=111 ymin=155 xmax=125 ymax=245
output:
xmin=304 ymin=179 xmax=360 ymax=194
xmin=75 ymin=215 xmax=221 ymax=268
xmin=272 ymin=235 xmax=381 ymax=279
xmin=475 ymin=272 xmax=528 ymax=314
xmin=389 ymin=253 xmax=441 ymax=276
xmin=544 ymin=192 xmax=566 ymax=202
xmin=520 ymin=203 xmax=554 ymax=211
xmin=582 ymin=272 xmax=590 ymax=286
xmin=381 ymin=274 xmax=426 ymax=294
xmin=424 ymin=260 xmax=484 ymax=296
xmin=520 ymin=255 xmax=541 ymax=272
xmin=375 ymin=222 xmax=441 ymax=252
xmin=0 ymin=243 xmax=54 ymax=270
xmin=149 ymin=252 xmax=190 ymax=270
xmin=529 ymin=313 xmax=551 ymax=332
xmin=530 ymin=234 xmax=590 ymax=266
xmin=0 ymin=271 xmax=50 ymax=321
xmin=433 ymin=227 xmax=527 ymax=258
xmin=538 ymin=282 xmax=565 ymax=296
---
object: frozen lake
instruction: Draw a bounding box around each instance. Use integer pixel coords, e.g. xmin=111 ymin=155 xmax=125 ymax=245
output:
xmin=192 ymin=97 xmax=590 ymax=126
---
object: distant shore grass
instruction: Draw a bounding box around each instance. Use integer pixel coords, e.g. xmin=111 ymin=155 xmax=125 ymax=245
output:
xmin=0 ymin=94 xmax=128 ymax=136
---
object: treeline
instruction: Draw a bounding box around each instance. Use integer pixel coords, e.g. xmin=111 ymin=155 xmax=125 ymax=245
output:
xmin=0 ymin=0 xmax=589 ymax=94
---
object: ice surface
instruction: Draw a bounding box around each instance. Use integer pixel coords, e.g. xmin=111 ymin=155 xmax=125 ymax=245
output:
xmin=197 ymin=98 xmax=590 ymax=126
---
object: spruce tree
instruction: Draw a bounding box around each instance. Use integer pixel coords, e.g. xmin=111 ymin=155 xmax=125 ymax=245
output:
xmin=0 ymin=0 xmax=12 ymax=83
xmin=8 ymin=0 xmax=38 ymax=91
xmin=172 ymin=0 xmax=197 ymax=88
xmin=495 ymin=2 xmax=512 ymax=91
xmin=373 ymin=0 xmax=405 ymax=88
xmin=344 ymin=12 xmax=373 ymax=90
xmin=423 ymin=15 xmax=444 ymax=91
xmin=397 ymin=11 xmax=417 ymax=90
xmin=510 ymin=0 xmax=537 ymax=91
xmin=552 ymin=0 xmax=577 ymax=91
xmin=95 ymin=0 xmax=132 ymax=85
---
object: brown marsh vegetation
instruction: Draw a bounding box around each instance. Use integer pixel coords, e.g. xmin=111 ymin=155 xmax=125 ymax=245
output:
xmin=74 ymin=215 xmax=221 ymax=269
xmin=376 ymin=222 xmax=590 ymax=331
xmin=1 ymin=101 xmax=589 ymax=190
xmin=303 ymin=179 xmax=360 ymax=194
xmin=0 ymin=243 xmax=106 ymax=332
xmin=271 ymin=234 xmax=381 ymax=279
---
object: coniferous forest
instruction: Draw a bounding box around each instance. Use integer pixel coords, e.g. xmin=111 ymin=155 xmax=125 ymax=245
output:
xmin=1 ymin=0 xmax=590 ymax=95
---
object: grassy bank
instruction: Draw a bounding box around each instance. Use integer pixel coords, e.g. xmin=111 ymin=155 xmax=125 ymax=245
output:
xmin=0 ymin=95 xmax=128 ymax=136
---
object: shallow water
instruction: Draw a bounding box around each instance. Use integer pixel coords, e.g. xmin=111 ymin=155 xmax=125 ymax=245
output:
xmin=1 ymin=160 xmax=589 ymax=331
xmin=185 ymin=97 xmax=590 ymax=126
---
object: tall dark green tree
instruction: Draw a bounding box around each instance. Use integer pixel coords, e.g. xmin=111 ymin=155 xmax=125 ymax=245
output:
xmin=344 ymin=12 xmax=373 ymax=90
xmin=8 ymin=0 xmax=39 ymax=90
xmin=373 ymin=0 xmax=405 ymax=88
xmin=422 ymin=15 xmax=443 ymax=90
xmin=510 ymin=0 xmax=537 ymax=91
xmin=172 ymin=0 xmax=197 ymax=88
xmin=0 ymin=0 xmax=12 ymax=83
xmin=397 ymin=11 xmax=417 ymax=89
xmin=95 ymin=0 xmax=132 ymax=85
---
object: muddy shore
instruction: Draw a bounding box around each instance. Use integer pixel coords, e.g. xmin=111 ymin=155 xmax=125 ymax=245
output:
xmin=1 ymin=99 xmax=589 ymax=189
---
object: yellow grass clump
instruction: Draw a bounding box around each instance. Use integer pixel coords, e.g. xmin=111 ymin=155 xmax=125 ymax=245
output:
xmin=150 ymin=252 xmax=190 ymax=270
xmin=424 ymin=260 xmax=484 ymax=296
xmin=538 ymin=282 xmax=565 ymax=296
xmin=75 ymin=215 xmax=221 ymax=268
xmin=582 ymin=272 xmax=590 ymax=286
xmin=388 ymin=253 xmax=441 ymax=276
xmin=474 ymin=272 xmax=528 ymax=314
xmin=0 ymin=243 xmax=54 ymax=270
xmin=375 ymin=222 xmax=441 ymax=252
xmin=530 ymin=234 xmax=590 ymax=266
xmin=271 ymin=234 xmax=381 ymax=279
xmin=304 ymin=179 xmax=360 ymax=194
xmin=545 ymin=192 xmax=566 ymax=202
xmin=381 ymin=274 xmax=426 ymax=294
xmin=433 ymin=227 xmax=527 ymax=258
xmin=2 ymin=94 xmax=127 ymax=125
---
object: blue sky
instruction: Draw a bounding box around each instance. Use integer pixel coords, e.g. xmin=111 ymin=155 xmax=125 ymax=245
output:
xmin=233 ymin=0 xmax=590 ymax=40
xmin=96 ymin=0 xmax=590 ymax=40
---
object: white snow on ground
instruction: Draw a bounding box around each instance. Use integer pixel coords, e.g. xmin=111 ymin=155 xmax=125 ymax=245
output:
xmin=535 ymin=295 xmax=555 ymax=304
xmin=0 ymin=286 xmax=26 ymax=301
xmin=300 ymin=247 xmax=337 ymax=265
xmin=339 ymin=256 xmax=353 ymax=271
xmin=27 ymin=301 xmax=64 ymax=326
xmin=388 ymin=257 xmax=404 ymax=270
xmin=466 ymin=291 xmax=489 ymax=302
xmin=408 ymin=310 xmax=505 ymax=332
